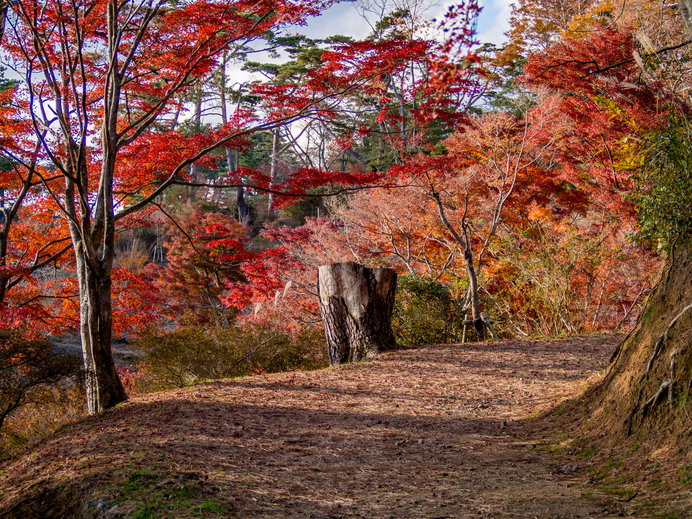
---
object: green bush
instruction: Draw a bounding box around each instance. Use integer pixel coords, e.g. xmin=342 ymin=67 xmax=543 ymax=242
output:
xmin=634 ymin=114 xmax=692 ymax=248
xmin=133 ymin=324 xmax=327 ymax=390
xmin=392 ymin=276 xmax=465 ymax=347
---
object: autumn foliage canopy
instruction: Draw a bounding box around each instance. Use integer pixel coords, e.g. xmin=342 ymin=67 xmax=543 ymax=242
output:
xmin=0 ymin=0 xmax=684 ymax=429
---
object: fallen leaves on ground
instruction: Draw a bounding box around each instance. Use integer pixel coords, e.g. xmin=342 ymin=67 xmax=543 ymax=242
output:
xmin=0 ymin=334 xmax=625 ymax=518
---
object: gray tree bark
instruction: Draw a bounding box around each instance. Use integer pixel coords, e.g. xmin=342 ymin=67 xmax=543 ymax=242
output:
xmin=217 ymin=59 xmax=251 ymax=225
xmin=268 ymin=128 xmax=280 ymax=214
xmin=73 ymin=242 xmax=126 ymax=414
xmin=317 ymin=262 xmax=397 ymax=366
xmin=432 ymin=192 xmax=486 ymax=340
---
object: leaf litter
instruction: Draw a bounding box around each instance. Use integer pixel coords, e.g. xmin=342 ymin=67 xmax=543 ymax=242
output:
xmin=0 ymin=334 xmax=626 ymax=518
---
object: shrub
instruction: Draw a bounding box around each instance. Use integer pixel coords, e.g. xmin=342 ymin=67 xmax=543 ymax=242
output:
xmin=634 ymin=115 xmax=692 ymax=248
xmin=0 ymin=330 xmax=83 ymax=458
xmin=0 ymin=382 xmax=85 ymax=460
xmin=133 ymin=323 xmax=327 ymax=390
xmin=392 ymin=276 xmax=466 ymax=347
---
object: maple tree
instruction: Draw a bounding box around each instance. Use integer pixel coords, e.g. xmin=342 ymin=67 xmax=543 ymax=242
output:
xmin=0 ymin=84 xmax=74 ymax=336
xmin=327 ymin=183 xmax=461 ymax=279
xmin=1 ymin=0 xmax=670 ymax=422
xmin=149 ymin=207 xmax=248 ymax=327
xmin=1 ymin=0 xmax=346 ymax=414
xmin=498 ymin=0 xmax=692 ymax=486
xmin=0 ymin=0 xmax=689 ymax=510
xmin=219 ymin=1 xmax=674 ymax=350
xmin=392 ymin=98 xmax=570 ymax=339
xmin=211 ymin=2 xmax=486 ymax=336
xmin=253 ymin=59 xmax=664 ymax=340
xmin=1 ymin=0 xmax=487 ymax=414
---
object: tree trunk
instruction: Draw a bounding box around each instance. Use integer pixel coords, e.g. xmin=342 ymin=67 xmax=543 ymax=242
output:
xmin=224 ymin=147 xmax=250 ymax=225
xmin=74 ymin=245 xmax=127 ymax=414
xmin=680 ymin=0 xmax=692 ymax=37
xmin=462 ymin=248 xmax=486 ymax=340
xmin=218 ymin=64 xmax=250 ymax=226
xmin=268 ymin=128 xmax=279 ymax=214
xmin=432 ymin=192 xmax=487 ymax=341
xmin=236 ymin=186 xmax=250 ymax=225
xmin=318 ymin=262 xmax=397 ymax=366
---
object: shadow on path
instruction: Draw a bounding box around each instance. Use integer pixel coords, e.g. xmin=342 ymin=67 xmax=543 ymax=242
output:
xmin=0 ymin=335 xmax=623 ymax=518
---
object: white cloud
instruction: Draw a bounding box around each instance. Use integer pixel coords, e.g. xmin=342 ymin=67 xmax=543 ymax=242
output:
xmin=291 ymin=0 xmax=512 ymax=46
xmin=476 ymin=0 xmax=512 ymax=45
xmin=295 ymin=3 xmax=373 ymax=40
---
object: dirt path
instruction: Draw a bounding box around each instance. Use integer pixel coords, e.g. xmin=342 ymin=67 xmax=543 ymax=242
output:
xmin=0 ymin=335 xmax=623 ymax=518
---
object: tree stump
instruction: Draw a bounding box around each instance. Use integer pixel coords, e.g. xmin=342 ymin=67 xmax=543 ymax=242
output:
xmin=317 ymin=262 xmax=397 ymax=366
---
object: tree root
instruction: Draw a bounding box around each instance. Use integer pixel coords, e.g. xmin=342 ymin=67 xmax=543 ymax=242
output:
xmin=627 ymin=349 xmax=685 ymax=434
xmin=640 ymin=379 xmax=672 ymax=420
xmin=625 ymin=304 xmax=692 ymax=435
xmin=609 ymin=297 xmax=652 ymax=365
xmin=642 ymin=303 xmax=692 ymax=380
xmin=664 ymin=234 xmax=680 ymax=286
xmin=686 ymin=376 xmax=692 ymax=425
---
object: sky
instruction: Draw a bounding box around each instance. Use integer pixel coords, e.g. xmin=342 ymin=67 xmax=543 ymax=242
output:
xmin=475 ymin=0 xmax=512 ymax=44
xmin=227 ymin=0 xmax=512 ymax=90
xmin=299 ymin=0 xmax=512 ymax=45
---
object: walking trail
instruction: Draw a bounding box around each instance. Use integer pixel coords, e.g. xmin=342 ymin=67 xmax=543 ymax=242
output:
xmin=0 ymin=335 xmax=623 ymax=518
